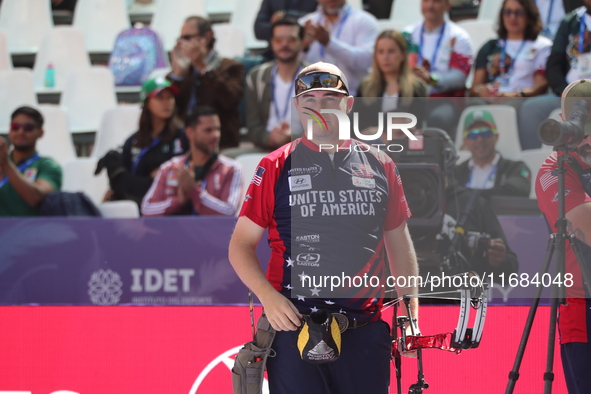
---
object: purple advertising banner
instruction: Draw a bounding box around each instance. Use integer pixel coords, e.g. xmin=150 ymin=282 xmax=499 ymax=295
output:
xmin=0 ymin=215 xmax=550 ymax=306
xmin=0 ymin=217 xmax=269 ymax=306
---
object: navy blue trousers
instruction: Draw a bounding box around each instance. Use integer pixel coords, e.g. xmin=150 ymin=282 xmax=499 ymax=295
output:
xmin=266 ymin=320 xmax=392 ymax=394
xmin=561 ymin=341 xmax=591 ymax=393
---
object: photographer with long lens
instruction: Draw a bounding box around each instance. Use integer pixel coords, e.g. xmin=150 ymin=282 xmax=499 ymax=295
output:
xmin=536 ymin=79 xmax=591 ymax=394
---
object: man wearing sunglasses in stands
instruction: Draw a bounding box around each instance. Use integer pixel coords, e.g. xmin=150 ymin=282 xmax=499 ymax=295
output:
xmin=455 ymin=109 xmax=531 ymax=199
xmin=167 ymin=16 xmax=244 ymax=150
xmin=0 ymin=106 xmax=62 ymax=217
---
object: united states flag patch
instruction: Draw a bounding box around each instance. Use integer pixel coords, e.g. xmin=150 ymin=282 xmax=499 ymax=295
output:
xmin=251 ymin=166 xmax=266 ymax=186
xmin=351 ymin=163 xmax=373 ymax=178
xmin=539 ymin=170 xmax=558 ymax=191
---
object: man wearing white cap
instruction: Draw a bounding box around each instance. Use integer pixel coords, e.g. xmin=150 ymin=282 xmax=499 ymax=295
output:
xmin=229 ymin=61 xmax=419 ymax=393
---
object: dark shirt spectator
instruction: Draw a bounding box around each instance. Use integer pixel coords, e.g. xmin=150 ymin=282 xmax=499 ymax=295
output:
xmin=167 ymin=16 xmax=244 ymax=149
xmin=255 ymin=0 xmax=318 ymax=41
xmin=547 ymin=3 xmax=591 ymax=96
xmin=455 ymin=109 xmax=531 ymax=199
xmin=97 ymin=78 xmax=188 ymax=207
xmin=0 ymin=106 xmax=62 ymax=217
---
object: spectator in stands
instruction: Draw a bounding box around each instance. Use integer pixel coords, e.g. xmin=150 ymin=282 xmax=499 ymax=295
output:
xmin=0 ymin=106 xmax=62 ymax=217
xmin=254 ymin=0 xmax=318 ymax=61
xmin=455 ymin=109 xmax=531 ymax=199
xmin=534 ymin=0 xmax=585 ymax=39
xmin=403 ymin=0 xmax=473 ymax=140
xmin=469 ymin=0 xmax=553 ymax=151
xmin=546 ymin=1 xmax=591 ymax=95
xmin=299 ymin=0 xmax=379 ymax=95
xmin=167 ymin=16 xmax=244 ymax=150
xmin=356 ymin=29 xmax=427 ymax=133
xmin=519 ymin=0 xmax=590 ymax=150
xmin=223 ymin=19 xmax=307 ymax=158
xmin=97 ymin=78 xmax=189 ymax=207
xmin=141 ymin=106 xmax=242 ymax=216
xmin=470 ymin=0 xmax=551 ymax=100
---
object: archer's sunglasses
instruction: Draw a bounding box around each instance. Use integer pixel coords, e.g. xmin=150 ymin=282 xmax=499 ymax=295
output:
xmin=296 ymin=72 xmax=348 ymax=96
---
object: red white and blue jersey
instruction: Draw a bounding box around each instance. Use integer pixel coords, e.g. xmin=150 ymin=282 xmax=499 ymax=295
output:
xmin=536 ymin=151 xmax=591 ymax=343
xmin=240 ymin=136 xmax=411 ymax=323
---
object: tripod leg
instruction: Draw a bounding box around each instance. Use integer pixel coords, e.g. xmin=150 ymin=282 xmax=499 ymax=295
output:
xmin=505 ymin=236 xmax=556 ymax=394
xmin=544 ymin=288 xmax=560 ymax=394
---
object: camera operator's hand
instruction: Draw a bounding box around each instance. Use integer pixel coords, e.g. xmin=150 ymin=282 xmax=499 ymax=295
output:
xmin=487 ymin=238 xmax=506 ymax=267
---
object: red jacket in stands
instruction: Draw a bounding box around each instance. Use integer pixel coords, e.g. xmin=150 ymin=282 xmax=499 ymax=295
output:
xmin=141 ymin=154 xmax=242 ymax=216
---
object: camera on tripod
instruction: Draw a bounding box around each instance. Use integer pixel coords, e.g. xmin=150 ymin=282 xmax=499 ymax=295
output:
xmin=538 ymin=98 xmax=590 ymax=146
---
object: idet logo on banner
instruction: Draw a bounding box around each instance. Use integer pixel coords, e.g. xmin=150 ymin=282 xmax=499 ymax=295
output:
xmin=302 ymin=108 xmax=417 ymax=152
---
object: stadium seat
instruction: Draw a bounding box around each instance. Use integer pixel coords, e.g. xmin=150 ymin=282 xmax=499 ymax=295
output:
xmin=230 ymin=0 xmax=266 ymax=50
xmin=212 ymin=24 xmax=246 ymax=58
xmin=32 ymin=27 xmax=91 ymax=91
xmin=73 ymin=0 xmax=131 ymax=53
xmin=92 ymin=104 xmax=142 ymax=159
xmin=61 ymin=157 xmax=109 ymax=206
xmin=0 ymin=31 xmax=11 ymax=69
xmin=456 ymin=20 xmax=496 ymax=56
xmin=0 ymin=0 xmax=53 ymax=54
xmin=207 ymin=0 xmax=237 ymax=19
xmin=348 ymin=0 xmax=364 ymax=10
xmin=390 ymin=0 xmax=422 ymax=26
xmin=477 ymin=0 xmax=503 ymax=22
xmin=456 ymin=105 xmax=522 ymax=161
xmin=234 ymin=152 xmax=266 ymax=214
xmin=60 ymin=66 xmax=118 ymax=133
xmin=0 ymin=68 xmax=37 ymax=133
xmin=36 ymin=105 xmax=77 ymax=167
xmin=98 ymin=200 xmax=140 ymax=218
xmin=519 ymin=148 xmax=550 ymax=199
xmin=151 ymin=0 xmax=207 ymax=52
xmin=148 ymin=67 xmax=171 ymax=80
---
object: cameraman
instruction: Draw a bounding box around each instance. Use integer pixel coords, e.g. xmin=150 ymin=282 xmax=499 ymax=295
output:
xmin=413 ymin=129 xmax=519 ymax=279
xmin=536 ymin=79 xmax=591 ymax=394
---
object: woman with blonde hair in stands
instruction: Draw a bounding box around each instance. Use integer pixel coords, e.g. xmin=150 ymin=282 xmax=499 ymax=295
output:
xmin=357 ymin=30 xmax=427 ymax=138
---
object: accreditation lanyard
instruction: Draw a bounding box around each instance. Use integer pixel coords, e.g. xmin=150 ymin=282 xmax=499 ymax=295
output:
xmin=580 ymin=14 xmax=588 ymax=55
xmin=132 ymin=137 xmax=161 ymax=174
xmin=467 ymin=164 xmax=498 ymax=189
xmin=270 ymin=64 xmax=301 ymax=122
xmin=499 ymin=39 xmax=527 ymax=76
xmin=0 ymin=153 xmax=40 ymax=188
xmin=535 ymin=0 xmax=554 ymax=26
xmin=318 ymin=6 xmax=351 ymax=58
xmin=418 ymin=22 xmax=446 ymax=68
